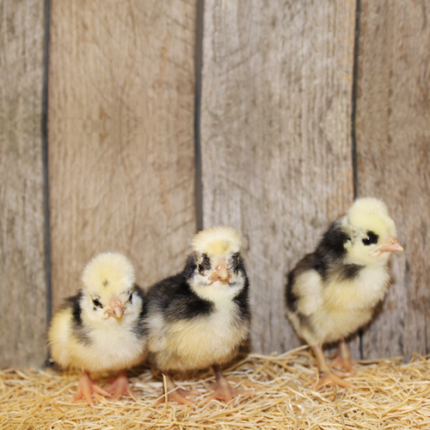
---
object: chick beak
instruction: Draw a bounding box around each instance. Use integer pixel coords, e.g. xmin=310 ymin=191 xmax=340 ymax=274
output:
xmin=379 ymin=236 xmax=404 ymax=253
xmin=208 ymin=260 xmax=231 ymax=285
xmin=105 ymin=294 xmax=125 ymax=319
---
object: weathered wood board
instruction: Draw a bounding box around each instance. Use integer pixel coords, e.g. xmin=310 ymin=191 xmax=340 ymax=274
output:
xmin=48 ymin=0 xmax=197 ymax=309
xmin=201 ymin=0 xmax=357 ymax=354
xmin=356 ymin=0 xmax=430 ymax=360
xmin=0 ymin=0 xmax=48 ymax=367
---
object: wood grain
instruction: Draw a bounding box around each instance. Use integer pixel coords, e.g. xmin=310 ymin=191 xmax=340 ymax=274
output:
xmin=48 ymin=1 xmax=197 ymax=309
xmin=201 ymin=0 xmax=357 ymax=354
xmin=356 ymin=0 xmax=430 ymax=360
xmin=0 ymin=0 xmax=47 ymax=367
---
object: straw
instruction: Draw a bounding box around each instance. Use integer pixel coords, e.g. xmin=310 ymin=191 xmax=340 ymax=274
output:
xmin=1 ymin=346 xmax=430 ymax=429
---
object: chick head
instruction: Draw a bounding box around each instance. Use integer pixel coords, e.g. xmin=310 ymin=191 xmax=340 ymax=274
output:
xmin=342 ymin=198 xmax=403 ymax=266
xmin=81 ymin=252 xmax=137 ymax=323
xmin=190 ymin=226 xmax=245 ymax=302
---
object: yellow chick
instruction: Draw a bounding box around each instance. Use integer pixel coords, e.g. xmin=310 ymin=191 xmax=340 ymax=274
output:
xmin=48 ymin=253 xmax=147 ymax=406
xmin=146 ymin=226 xmax=251 ymax=408
xmin=285 ymin=198 xmax=403 ymax=388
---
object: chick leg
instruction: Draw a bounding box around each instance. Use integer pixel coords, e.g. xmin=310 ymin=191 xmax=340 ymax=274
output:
xmin=330 ymin=339 xmax=357 ymax=374
xmin=105 ymin=370 xmax=136 ymax=401
xmin=205 ymin=364 xmax=253 ymax=408
xmin=312 ymin=345 xmax=353 ymax=389
xmin=72 ymin=371 xmax=110 ymax=407
xmin=155 ymin=372 xmax=198 ymax=408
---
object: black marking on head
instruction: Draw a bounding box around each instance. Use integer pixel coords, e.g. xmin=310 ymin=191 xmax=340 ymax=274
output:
xmin=313 ymin=220 xmax=350 ymax=278
xmin=64 ymin=291 xmax=92 ymax=345
xmin=92 ymin=298 xmax=103 ymax=308
xmin=146 ymin=260 xmax=215 ymax=323
xmin=362 ymin=231 xmax=378 ymax=246
xmin=198 ymin=253 xmax=211 ymax=273
xmin=129 ymin=291 xmax=133 ymax=304
xmin=132 ymin=285 xmax=147 ymax=339
xmin=232 ymin=257 xmax=251 ymax=324
xmin=183 ymin=254 xmax=198 ymax=280
xmin=231 ymin=252 xmax=240 ymax=273
xmin=103 ymin=279 xmax=109 ymax=287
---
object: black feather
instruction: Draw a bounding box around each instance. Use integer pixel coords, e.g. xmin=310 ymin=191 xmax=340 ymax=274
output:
xmin=132 ymin=285 xmax=148 ymax=338
xmin=147 ymin=253 xmax=251 ymax=325
xmin=285 ymin=253 xmax=315 ymax=312
xmin=183 ymin=254 xmax=198 ymax=280
xmin=363 ymin=230 xmax=378 ymax=246
xmin=147 ymin=272 xmax=214 ymax=321
xmin=232 ymin=258 xmax=251 ymax=324
xmin=63 ymin=291 xmax=92 ymax=345
xmin=285 ymin=270 xmax=298 ymax=312
xmin=285 ymin=219 xmax=365 ymax=314
xmin=341 ymin=264 xmax=362 ymax=279
xmin=198 ymin=253 xmax=211 ymax=273
xmin=313 ymin=220 xmax=351 ymax=279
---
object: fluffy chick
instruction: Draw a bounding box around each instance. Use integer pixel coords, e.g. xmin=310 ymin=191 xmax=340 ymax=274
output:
xmin=146 ymin=226 xmax=251 ymax=408
xmin=48 ymin=253 xmax=147 ymax=406
xmin=285 ymin=198 xmax=403 ymax=388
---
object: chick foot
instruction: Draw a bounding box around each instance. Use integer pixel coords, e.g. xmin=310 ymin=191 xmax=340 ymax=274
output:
xmin=205 ymin=364 xmax=253 ymax=408
xmin=72 ymin=371 xmax=110 ymax=407
xmin=329 ymin=339 xmax=357 ymax=374
xmin=105 ymin=370 xmax=136 ymax=401
xmin=312 ymin=345 xmax=354 ymax=389
xmin=156 ymin=372 xmax=198 ymax=408
xmin=316 ymin=370 xmax=353 ymax=389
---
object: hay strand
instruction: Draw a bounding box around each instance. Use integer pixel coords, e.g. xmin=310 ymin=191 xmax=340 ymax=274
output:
xmin=1 ymin=347 xmax=430 ymax=429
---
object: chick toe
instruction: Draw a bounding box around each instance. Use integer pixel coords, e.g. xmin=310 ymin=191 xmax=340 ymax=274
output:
xmin=105 ymin=370 xmax=136 ymax=401
xmin=72 ymin=371 xmax=110 ymax=407
xmin=205 ymin=365 xmax=253 ymax=408
xmin=316 ymin=371 xmax=354 ymax=389
xmin=329 ymin=339 xmax=357 ymax=374
xmin=155 ymin=373 xmax=197 ymax=408
xmin=312 ymin=345 xmax=354 ymax=389
xmin=156 ymin=390 xmax=197 ymax=408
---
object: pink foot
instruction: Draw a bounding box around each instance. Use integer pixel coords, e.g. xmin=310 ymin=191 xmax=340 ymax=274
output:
xmin=329 ymin=355 xmax=357 ymax=374
xmin=105 ymin=370 xmax=137 ymax=401
xmin=329 ymin=338 xmax=358 ymax=375
xmin=315 ymin=370 xmax=354 ymax=389
xmin=155 ymin=372 xmax=199 ymax=408
xmin=156 ymin=388 xmax=199 ymax=408
xmin=205 ymin=365 xmax=254 ymax=408
xmin=72 ymin=371 xmax=110 ymax=406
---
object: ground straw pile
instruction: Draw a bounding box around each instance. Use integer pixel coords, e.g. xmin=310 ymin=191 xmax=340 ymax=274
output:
xmin=1 ymin=346 xmax=430 ymax=429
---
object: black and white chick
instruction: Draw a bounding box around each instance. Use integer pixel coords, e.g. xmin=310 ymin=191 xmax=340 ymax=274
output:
xmin=285 ymin=198 xmax=403 ymax=388
xmin=146 ymin=226 xmax=251 ymax=408
xmin=48 ymin=252 xmax=147 ymax=406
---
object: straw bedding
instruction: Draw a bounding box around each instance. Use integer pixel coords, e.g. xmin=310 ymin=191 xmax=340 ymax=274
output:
xmin=1 ymin=346 xmax=430 ymax=429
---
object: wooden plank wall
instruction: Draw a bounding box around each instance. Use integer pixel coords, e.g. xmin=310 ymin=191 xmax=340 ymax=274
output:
xmin=48 ymin=0 xmax=197 ymax=310
xmin=0 ymin=0 xmax=48 ymax=367
xmin=2 ymin=0 xmax=430 ymax=367
xmin=356 ymin=0 xmax=430 ymax=360
xmin=200 ymin=0 xmax=357 ymax=355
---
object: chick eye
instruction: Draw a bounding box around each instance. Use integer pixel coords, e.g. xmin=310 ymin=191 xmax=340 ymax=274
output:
xmin=362 ymin=231 xmax=378 ymax=246
xmin=92 ymin=298 xmax=103 ymax=308
xmin=198 ymin=253 xmax=211 ymax=273
xmin=129 ymin=292 xmax=133 ymax=304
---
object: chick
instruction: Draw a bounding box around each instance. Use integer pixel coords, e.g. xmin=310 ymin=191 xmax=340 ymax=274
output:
xmin=146 ymin=226 xmax=251 ymax=408
xmin=285 ymin=198 xmax=403 ymax=388
xmin=48 ymin=253 xmax=147 ymax=406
